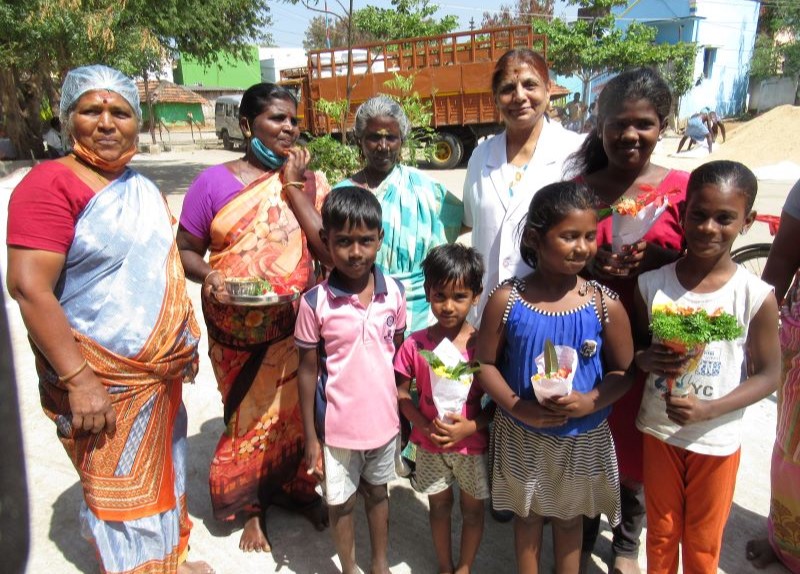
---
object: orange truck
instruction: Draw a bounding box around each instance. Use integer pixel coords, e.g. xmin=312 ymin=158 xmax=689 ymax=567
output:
xmin=279 ymin=25 xmax=561 ymax=169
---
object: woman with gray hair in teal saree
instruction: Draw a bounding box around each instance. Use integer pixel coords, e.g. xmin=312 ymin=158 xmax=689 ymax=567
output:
xmin=335 ymin=95 xmax=464 ymax=333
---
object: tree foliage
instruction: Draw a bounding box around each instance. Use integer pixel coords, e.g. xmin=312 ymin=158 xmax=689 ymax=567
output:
xmin=303 ymin=14 xmax=376 ymax=50
xmin=750 ymin=0 xmax=800 ymax=80
xmin=352 ymin=0 xmax=458 ymax=41
xmin=301 ymin=0 xmax=457 ymax=50
xmin=0 ymin=0 xmax=272 ymax=158
xmin=531 ymin=0 xmax=696 ymax=117
xmin=480 ymin=0 xmax=554 ymax=28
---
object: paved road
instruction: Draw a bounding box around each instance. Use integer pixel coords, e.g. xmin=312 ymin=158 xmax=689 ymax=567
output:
xmin=2 ymin=138 xmax=794 ymax=573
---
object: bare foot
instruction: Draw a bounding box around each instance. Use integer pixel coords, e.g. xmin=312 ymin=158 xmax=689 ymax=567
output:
xmin=613 ymin=555 xmax=642 ymax=574
xmin=177 ymin=560 xmax=215 ymax=574
xmin=746 ymin=538 xmax=778 ymax=569
xmin=239 ymin=513 xmax=271 ymax=553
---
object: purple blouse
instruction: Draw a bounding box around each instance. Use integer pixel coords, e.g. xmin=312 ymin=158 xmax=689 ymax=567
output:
xmin=179 ymin=164 xmax=244 ymax=240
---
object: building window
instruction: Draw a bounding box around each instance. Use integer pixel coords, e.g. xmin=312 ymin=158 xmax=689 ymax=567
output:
xmin=703 ymin=47 xmax=717 ymax=79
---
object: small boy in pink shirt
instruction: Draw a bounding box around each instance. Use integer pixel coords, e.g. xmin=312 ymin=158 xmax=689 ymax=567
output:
xmin=295 ymin=186 xmax=406 ymax=574
xmin=394 ymin=244 xmax=492 ymax=574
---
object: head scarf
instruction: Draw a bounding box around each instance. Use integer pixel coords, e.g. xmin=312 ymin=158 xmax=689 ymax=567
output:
xmin=60 ymin=65 xmax=141 ymax=125
xmin=60 ymin=65 xmax=140 ymax=171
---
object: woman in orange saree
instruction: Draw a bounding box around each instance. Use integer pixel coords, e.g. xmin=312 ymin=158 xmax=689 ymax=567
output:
xmin=177 ymin=83 xmax=331 ymax=552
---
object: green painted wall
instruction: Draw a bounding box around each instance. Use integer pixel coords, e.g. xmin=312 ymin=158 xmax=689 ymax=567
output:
xmin=174 ymin=47 xmax=261 ymax=88
xmin=141 ymin=103 xmax=205 ymax=126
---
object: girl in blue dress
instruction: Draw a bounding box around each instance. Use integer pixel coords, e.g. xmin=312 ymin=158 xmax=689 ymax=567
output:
xmin=476 ymin=181 xmax=634 ymax=573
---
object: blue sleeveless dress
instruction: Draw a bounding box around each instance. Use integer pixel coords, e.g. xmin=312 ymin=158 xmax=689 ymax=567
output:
xmin=490 ymin=279 xmax=622 ymax=524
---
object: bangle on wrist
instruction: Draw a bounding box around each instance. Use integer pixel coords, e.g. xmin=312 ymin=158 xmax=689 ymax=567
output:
xmin=282 ymin=181 xmax=305 ymax=191
xmin=204 ymin=269 xmax=221 ymax=283
xmin=59 ymin=359 xmax=88 ymax=384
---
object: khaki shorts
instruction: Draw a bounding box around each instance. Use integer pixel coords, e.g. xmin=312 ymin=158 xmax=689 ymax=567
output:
xmin=412 ymin=449 xmax=490 ymax=500
xmin=322 ymin=435 xmax=398 ymax=505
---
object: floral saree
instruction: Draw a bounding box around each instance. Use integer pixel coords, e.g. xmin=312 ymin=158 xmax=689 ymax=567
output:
xmin=35 ymin=170 xmax=200 ymax=573
xmin=336 ymin=164 xmax=463 ymax=332
xmin=203 ymin=169 xmax=327 ymax=521
xmin=769 ymin=271 xmax=800 ymax=571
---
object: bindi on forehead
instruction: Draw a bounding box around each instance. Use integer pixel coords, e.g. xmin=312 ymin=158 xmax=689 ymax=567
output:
xmin=374 ymin=128 xmax=389 ymax=136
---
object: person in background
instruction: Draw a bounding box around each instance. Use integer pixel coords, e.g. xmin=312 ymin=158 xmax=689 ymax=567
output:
xmin=177 ymin=83 xmax=329 ymax=553
xmin=335 ymin=95 xmax=463 ymax=333
xmin=634 ymin=161 xmax=780 ymax=573
xmin=43 ymin=117 xmax=64 ymax=158
xmin=476 ymin=181 xmax=634 ymax=572
xmin=296 ymin=186 xmax=406 ymax=574
xmin=394 ymin=244 xmax=491 ymax=574
xmin=6 ymin=64 xmax=213 ymax=574
xmin=565 ymin=92 xmax=586 ymax=132
xmin=568 ymin=67 xmax=689 ymax=574
xmin=676 ymin=108 xmax=714 ymax=153
xmin=746 ymin=177 xmax=800 ymax=573
xmin=463 ymin=48 xmax=584 ymax=326
xmin=686 ymin=109 xmax=727 ymax=152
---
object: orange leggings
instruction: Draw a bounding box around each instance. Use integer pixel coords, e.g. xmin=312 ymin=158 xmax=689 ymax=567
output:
xmin=642 ymin=434 xmax=740 ymax=574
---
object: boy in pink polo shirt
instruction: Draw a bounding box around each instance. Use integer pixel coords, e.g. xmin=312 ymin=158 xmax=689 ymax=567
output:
xmin=295 ymin=186 xmax=406 ymax=574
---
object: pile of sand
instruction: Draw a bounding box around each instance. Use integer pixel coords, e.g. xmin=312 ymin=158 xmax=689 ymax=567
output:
xmin=714 ymin=104 xmax=800 ymax=168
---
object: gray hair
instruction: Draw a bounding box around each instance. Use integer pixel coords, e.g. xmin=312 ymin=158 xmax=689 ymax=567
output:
xmin=353 ymin=95 xmax=410 ymax=140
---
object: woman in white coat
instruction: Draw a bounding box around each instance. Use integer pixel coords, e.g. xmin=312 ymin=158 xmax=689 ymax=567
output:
xmin=463 ymin=48 xmax=584 ymax=322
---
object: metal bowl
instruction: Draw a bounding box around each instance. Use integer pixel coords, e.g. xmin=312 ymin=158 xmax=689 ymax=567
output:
xmin=224 ymin=277 xmax=264 ymax=297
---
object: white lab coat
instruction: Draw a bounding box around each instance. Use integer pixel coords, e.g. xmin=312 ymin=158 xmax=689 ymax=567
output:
xmin=463 ymin=119 xmax=584 ymax=324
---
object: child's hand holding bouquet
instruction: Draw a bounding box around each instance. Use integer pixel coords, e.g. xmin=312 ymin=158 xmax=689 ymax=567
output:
xmin=419 ymin=338 xmax=480 ymax=422
xmin=648 ymin=292 xmax=743 ymax=396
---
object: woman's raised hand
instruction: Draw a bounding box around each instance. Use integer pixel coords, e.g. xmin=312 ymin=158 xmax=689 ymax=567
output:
xmin=283 ymin=146 xmax=311 ymax=184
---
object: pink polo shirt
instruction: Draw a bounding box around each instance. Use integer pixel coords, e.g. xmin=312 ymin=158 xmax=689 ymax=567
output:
xmin=294 ymin=266 xmax=406 ymax=450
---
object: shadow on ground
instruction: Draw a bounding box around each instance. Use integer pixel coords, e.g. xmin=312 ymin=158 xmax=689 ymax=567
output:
xmin=50 ymin=481 xmax=98 ymax=573
xmin=133 ymin=161 xmax=212 ymax=196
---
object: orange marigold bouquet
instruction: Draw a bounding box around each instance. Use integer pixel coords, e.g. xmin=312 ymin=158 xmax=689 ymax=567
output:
xmin=597 ymin=184 xmax=681 ymax=252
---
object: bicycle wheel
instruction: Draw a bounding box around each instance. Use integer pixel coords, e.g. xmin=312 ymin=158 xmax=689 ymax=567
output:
xmin=732 ymin=244 xmax=771 ymax=276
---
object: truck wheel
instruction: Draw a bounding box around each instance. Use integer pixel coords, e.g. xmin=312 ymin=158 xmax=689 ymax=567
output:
xmin=430 ymin=133 xmax=463 ymax=169
xmin=221 ymin=130 xmax=232 ymax=151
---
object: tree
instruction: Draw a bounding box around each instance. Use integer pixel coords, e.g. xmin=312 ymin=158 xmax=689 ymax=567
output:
xmin=751 ymin=0 xmax=800 ymax=80
xmin=352 ymin=0 xmax=458 ymax=41
xmin=0 ymin=0 xmax=272 ymax=159
xmin=300 ymin=0 xmax=458 ymax=50
xmin=481 ymin=0 xmax=554 ymax=28
xmin=531 ymin=0 xmax=696 ymax=116
xmin=303 ymin=14 xmax=377 ymax=50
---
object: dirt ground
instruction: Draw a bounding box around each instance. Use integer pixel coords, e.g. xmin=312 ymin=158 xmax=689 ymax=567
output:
xmin=710 ymin=105 xmax=800 ymax=167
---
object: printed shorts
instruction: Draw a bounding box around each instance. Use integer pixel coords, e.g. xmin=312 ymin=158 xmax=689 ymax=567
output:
xmin=322 ymin=435 xmax=398 ymax=505
xmin=412 ymin=449 xmax=490 ymax=500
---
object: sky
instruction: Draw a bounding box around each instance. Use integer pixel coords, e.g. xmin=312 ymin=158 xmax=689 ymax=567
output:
xmin=267 ymin=0 xmax=579 ymax=48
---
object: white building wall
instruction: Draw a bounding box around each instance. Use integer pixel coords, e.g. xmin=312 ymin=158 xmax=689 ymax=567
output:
xmin=258 ymin=47 xmax=307 ymax=83
xmin=679 ymin=0 xmax=760 ymax=117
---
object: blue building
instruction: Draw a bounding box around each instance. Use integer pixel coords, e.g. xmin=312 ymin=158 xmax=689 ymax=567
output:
xmin=614 ymin=0 xmax=760 ymax=118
